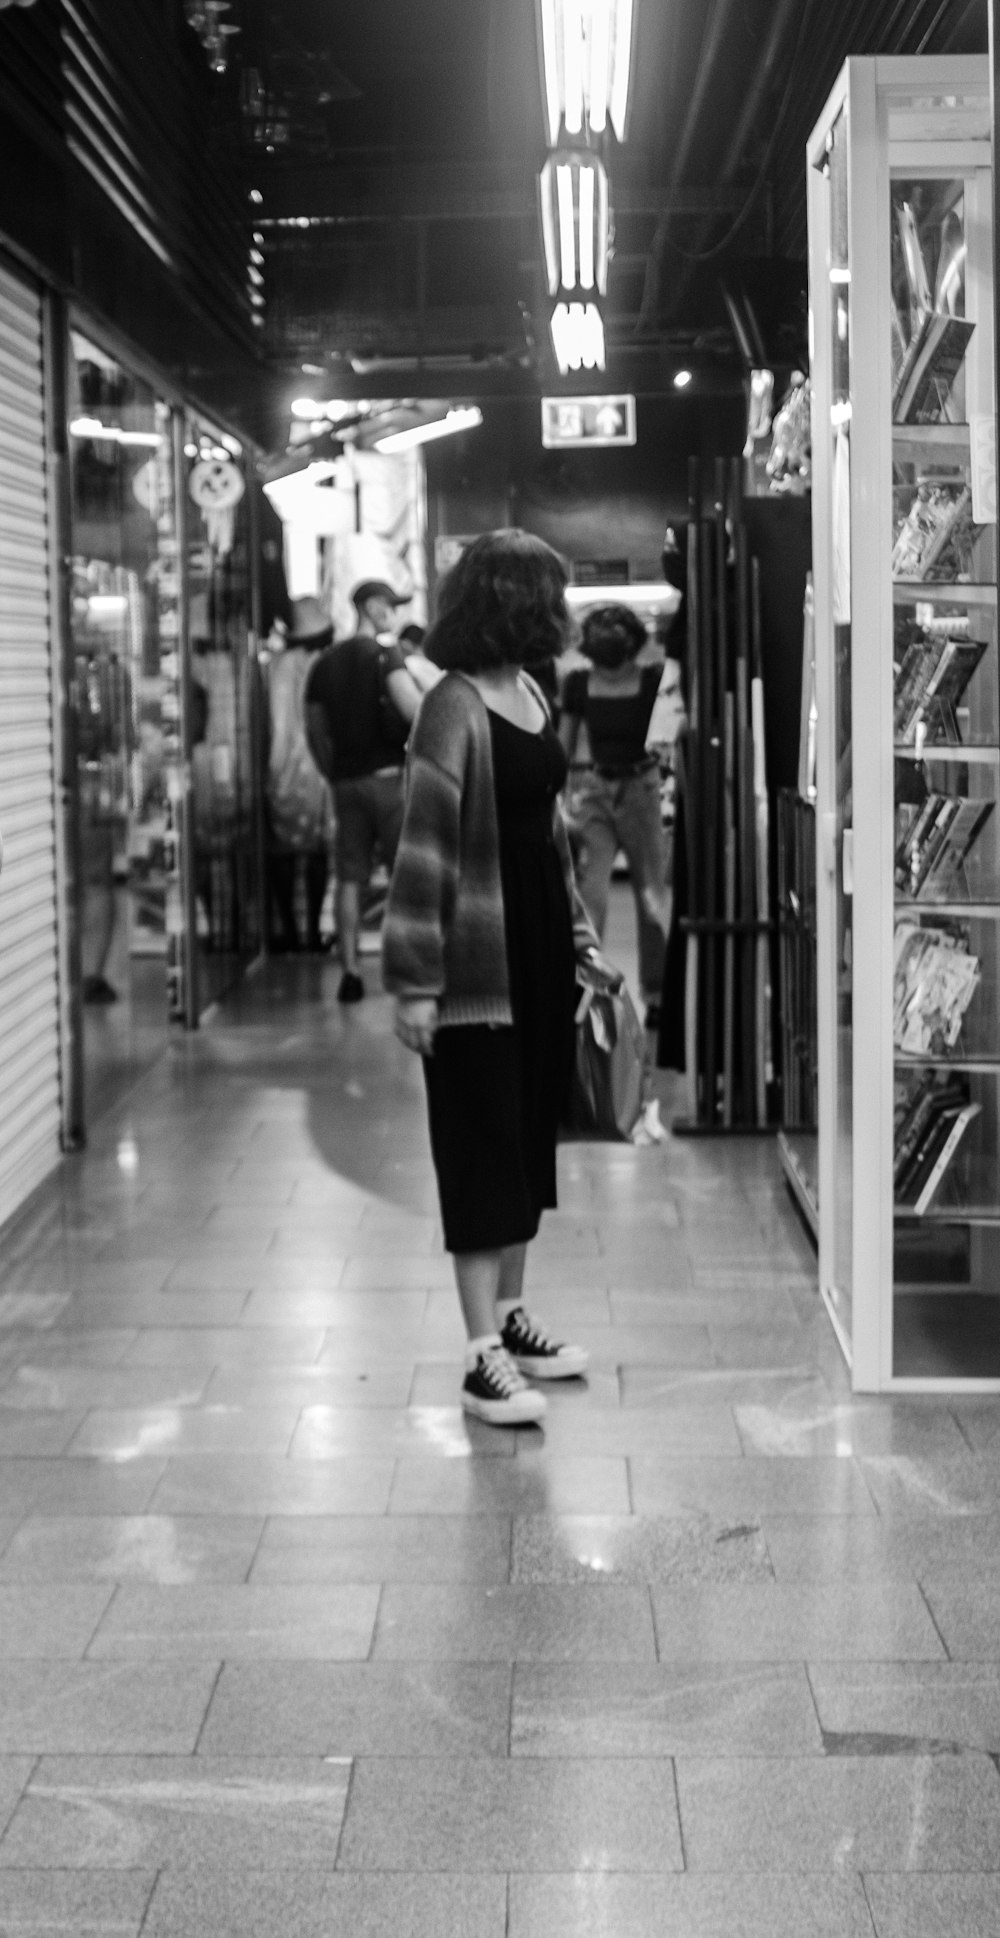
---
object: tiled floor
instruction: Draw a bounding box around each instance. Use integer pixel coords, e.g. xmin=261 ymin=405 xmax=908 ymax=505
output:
xmin=1 ymin=932 xmax=999 ymax=1936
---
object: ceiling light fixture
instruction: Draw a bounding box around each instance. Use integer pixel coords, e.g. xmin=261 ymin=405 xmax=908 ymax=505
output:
xmin=549 ymin=302 xmax=606 ymax=376
xmin=673 ymin=369 xmax=693 ymax=389
xmin=373 ymin=407 xmax=484 ymax=454
xmin=537 ymin=0 xmax=634 ymax=145
xmin=539 ymin=151 xmax=609 ymax=298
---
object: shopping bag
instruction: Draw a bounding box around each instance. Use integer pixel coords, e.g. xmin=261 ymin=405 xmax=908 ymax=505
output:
xmin=563 ymin=983 xmax=646 ymax=1141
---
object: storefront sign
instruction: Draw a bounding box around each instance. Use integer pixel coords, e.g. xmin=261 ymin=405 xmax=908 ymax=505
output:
xmin=541 ymin=394 xmax=636 ymax=449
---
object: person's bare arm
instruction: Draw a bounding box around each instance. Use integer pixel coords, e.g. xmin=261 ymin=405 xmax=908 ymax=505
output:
xmin=559 ymin=710 xmax=580 ymax=761
xmin=385 ymin=665 xmax=423 ymax=724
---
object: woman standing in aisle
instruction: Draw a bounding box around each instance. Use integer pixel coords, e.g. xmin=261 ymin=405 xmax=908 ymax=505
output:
xmin=383 ymin=530 xmax=620 ymax=1427
xmin=560 ymin=603 xmax=669 ymax=1027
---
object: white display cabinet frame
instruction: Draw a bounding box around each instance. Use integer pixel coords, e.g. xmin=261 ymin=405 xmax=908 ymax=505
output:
xmin=809 ymin=55 xmax=1000 ymax=1391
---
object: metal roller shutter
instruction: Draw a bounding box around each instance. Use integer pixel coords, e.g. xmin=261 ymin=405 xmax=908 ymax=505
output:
xmin=0 ymin=262 xmax=61 ymax=1229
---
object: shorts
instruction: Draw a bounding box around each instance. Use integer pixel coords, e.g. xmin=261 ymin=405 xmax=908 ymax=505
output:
xmin=334 ymin=769 xmax=405 ymax=884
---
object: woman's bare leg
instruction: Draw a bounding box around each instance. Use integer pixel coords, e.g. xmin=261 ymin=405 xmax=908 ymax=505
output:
xmin=497 ymin=1242 xmax=527 ymax=1311
xmin=453 ymin=1250 xmax=503 ymax=1341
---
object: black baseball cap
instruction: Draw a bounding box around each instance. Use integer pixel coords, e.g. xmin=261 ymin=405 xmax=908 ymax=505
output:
xmin=351 ymin=578 xmax=405 ymax=609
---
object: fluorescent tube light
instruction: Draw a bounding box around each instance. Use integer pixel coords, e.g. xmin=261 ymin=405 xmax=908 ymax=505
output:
xmin=539 ymin=151 xmax=610 ymax=299
xmin=536 ymin=0 xmax=634 ymax=144
xmin=550 ymin=301 xmax=606 ymax=375
xmin=373 ymin=407 xmax=484 ymax=453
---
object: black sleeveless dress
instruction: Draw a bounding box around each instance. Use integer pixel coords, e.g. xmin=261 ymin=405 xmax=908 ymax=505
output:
xmin=422 ymin=708 xmax=578 ymax=1253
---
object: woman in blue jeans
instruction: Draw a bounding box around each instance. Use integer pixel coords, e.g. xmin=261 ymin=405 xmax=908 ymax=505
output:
xmin=559 ymin=603 xmax=668 ymax=1026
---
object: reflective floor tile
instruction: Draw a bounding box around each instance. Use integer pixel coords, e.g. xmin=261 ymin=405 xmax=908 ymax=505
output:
xmin=921 ymin=1582 xmax=1000 ymax=1660
xmin=631 ymin=1456 xmax=876 ymax=1520
xmin=0 ymin=1460 xmax=165 ymax=1518
xmin=373 ymin=1583 xmax=656 ymax=1662
xmin=531 ymin=1405 xmax=742 ymax=1457
xmin=676 ymin=1754 xmax=1000 ymax=1871
xmin=143 ymin=1870 xmax=507 ymax=1938
xmin=203 ymin=1364 xmax=416 ymax=1408
xmin=511 ymin=1514 xmax=772 ymax=1587
xmin=149 ymin=1455 xmax=394 ymax=1517
xmin=289 ymin=1404 xmax=515 ymax=1459
xmin=0 ymin=1762 xmax=34 ymax=1840
xmin=734 ymin=1399 xmax=969 ymax=1458
xmin=0 ymin=1411 xmax=83 ymax=1456
xmin=88 ymin=1583 xmax=380 ymax=1659
xmin=0 ymin=1514 xmax=264 ymax=1585
xmin=511 ymin=1661 xmax=821 ymax=1757
xmin=507 ymin=1873 xmax=876 ymax=1938
xmin=859 ymin=1455 xmax=1000 ymax=1517
xmin=619 ymin=1368 xmax=834 ymax=1409
xmin=121 ymin=1329 xmax=329 ymax=1367
xmin=0 ymin=1663 xmax=218 ymax=1754
xmin=336 ymin=1757 xmax=683 ymax=1872
xmin=249 ymin=1513 xmax=511 ymax=1585
xmin=809 ymin=1662 xmax=1000 ymax=1755
xmin=762 ymin=1513 xmax=1000 ymax=1583
xmin=864 ymin=1874 xmax=1000 ymax=1937
xmin=0 ymin=1756 xmax=351 ymax=1870
xmin=199 ymin=1660 xmax=512 ymax=1757
xmin=388 ymin=1456 xmax=630 ymax=1517
xmin=0 ymin=1585 xmax=112 ymax=1658
xmin=0 ymin=1870 xmax=155 ymax=1935
xmin=0 ymin=1367 xmax=209 ymax=1411
xmin=651 ymin=1580 xmax=945 ymax=1661
xmin=67 ymin=1405 xmax=299 ymax=1459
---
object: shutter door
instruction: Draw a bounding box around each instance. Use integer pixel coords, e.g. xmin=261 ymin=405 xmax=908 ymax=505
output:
xmin=0 ymin=262 xmax=62 ymax=1229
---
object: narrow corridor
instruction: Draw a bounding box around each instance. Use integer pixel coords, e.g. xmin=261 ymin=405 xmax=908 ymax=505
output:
xmin=0 ymin=950 xmax=998 ymax=1935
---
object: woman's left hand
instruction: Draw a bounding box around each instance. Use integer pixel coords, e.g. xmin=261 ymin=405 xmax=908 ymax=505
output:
xmin=394 ymin=995 xmax=439 ymax=1056
xmin=579 ymin=947 xmax=624 ymax=994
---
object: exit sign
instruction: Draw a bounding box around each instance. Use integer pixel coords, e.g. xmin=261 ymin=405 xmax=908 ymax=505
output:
xmin=541 ymin=395 xmax=636 ymax=449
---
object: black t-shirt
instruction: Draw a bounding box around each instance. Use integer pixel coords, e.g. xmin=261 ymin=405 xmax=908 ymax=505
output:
xmin=562 ymin=660 xmax=662 ymax=769
xmin=304 ymin=633 xmax=407 ymax=782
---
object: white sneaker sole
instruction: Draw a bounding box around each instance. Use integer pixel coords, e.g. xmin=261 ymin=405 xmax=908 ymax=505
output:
xmin=510 ymin=1349 xmax=589 ymax=1381
xmin=462 ymin=1388 xmax=547 ymax=1426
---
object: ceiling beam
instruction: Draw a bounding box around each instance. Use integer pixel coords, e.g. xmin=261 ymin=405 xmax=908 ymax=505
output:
xmin=254 ymin=164 xmax=741 ymax=225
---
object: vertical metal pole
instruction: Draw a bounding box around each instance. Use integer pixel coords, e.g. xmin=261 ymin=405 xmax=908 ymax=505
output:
xmin=172 ymin=407 xmax=200 ymax=1027
xmin=42 ymin=290 xmax=85 ymax=1148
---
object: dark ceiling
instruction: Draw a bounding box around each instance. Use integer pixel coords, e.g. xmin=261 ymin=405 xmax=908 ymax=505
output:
xmin=233 ymin=0 xmax=988 ymax=400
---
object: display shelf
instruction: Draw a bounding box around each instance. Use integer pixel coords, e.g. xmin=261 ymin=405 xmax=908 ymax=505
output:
xmin=809 ymin=55 xmax=1000 ymax=1390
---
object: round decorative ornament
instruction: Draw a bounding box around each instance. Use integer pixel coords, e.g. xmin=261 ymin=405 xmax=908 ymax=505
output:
xmin=188 ymin=457 xmax=245 ymax=556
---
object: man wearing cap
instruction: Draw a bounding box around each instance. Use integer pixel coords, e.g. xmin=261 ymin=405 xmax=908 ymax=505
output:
xmin=305 ymin=579 xmax=422 ymax=1002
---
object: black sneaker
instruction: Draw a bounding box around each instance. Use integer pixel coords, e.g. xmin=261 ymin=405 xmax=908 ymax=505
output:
xmin=337 ymin=971 xmax=365 ymax=1003
xmin=461 ymin=1345 xmax=547 ymax=1426
xmin=500 ymin=1306 xmax=589 ymax=1381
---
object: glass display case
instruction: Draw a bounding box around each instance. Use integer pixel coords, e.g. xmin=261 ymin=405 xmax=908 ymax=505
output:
xmin=809 ymin=57 xmax=1000 ymax=1388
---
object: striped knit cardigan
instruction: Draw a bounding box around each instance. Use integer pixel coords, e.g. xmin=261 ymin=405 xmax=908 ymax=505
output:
xmin=382 ymin=670 xmax=598 ymax=1027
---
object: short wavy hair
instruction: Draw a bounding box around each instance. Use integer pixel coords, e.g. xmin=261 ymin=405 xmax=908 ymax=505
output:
xmin=580 ymin=602 xmax=647 ymax=669
xmin=426 ymin=529 xmax=569 ymax=673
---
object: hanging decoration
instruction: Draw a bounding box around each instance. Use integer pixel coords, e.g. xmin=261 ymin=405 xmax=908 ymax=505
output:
xmin=189 ymin=456 xmax=245 ymax=556
xmin=184 ymin=0 xmax=239 ymax=76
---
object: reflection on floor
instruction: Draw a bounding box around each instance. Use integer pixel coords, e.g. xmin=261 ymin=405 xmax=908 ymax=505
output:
xmin=0 ymin=908 xmax=999 ymax=1935
xmin=82 ymin=951 xmax=169 ymax=1126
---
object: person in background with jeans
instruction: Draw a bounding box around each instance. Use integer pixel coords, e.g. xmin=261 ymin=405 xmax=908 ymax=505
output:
xmin=559 ymin=603 xmax=668 ymax=1029
xmin=305 ymin=579 xmax=422 ymax=1002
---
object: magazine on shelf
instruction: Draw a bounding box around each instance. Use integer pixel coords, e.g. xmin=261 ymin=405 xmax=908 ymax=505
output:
xmin=892 ymin=312 xmax=975 ymax=424
xmin=893 ymin=634 xmax=987 ymax=743
xmin=892 ymin=917 xmax=980 ymax=1056
xmin=893 ymin=793 xmax=961 ymax=895
xmin=911 ymin=1101 xmax=981 ymax=1214
xmin=893 ymin=1071 xmax=967 ymax=1191
xmin=920 ymin=797 xmax=994 ymax=897
xmin=891 ymin=482 xmax=973 ymax=581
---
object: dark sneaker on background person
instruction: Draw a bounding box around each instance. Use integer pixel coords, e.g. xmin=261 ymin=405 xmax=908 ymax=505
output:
xmin=337 ymin=970 xmax=365 ymax=1003
xmin=500 ymin=1305 xmax=589 ymax=1380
